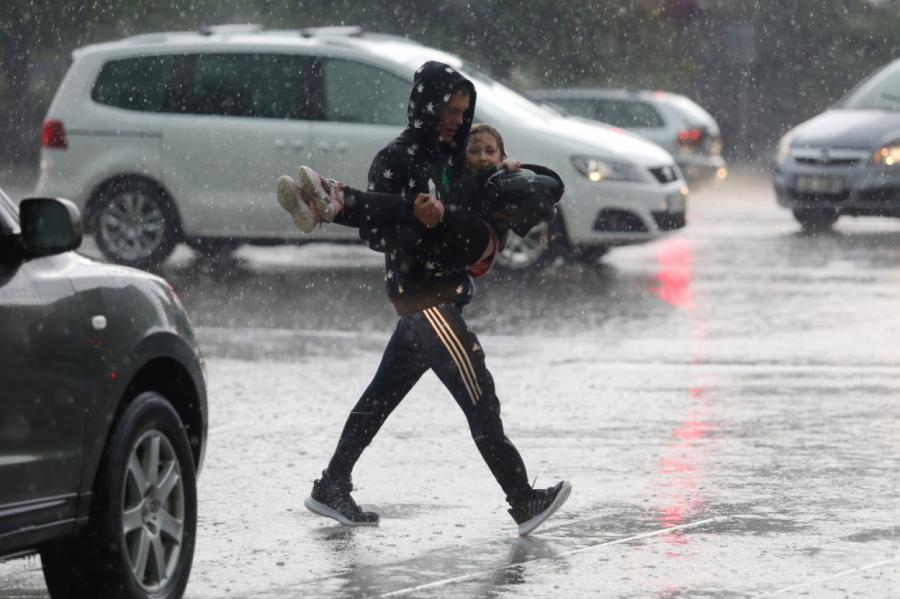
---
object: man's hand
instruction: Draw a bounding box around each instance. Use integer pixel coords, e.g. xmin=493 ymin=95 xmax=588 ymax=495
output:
xmin=414 ymin=193 xmax=445 ymax=227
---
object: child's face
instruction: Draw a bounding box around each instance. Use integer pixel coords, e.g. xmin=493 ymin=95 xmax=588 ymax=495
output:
xmin=465 ymin=133 xmax=502 ymax=172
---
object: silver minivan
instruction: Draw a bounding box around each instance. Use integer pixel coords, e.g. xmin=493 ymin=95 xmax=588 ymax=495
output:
xmin=36 ymin=26 xmax=687 ymax=269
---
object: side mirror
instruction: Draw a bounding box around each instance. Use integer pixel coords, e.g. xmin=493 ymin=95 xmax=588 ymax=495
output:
xmin=19 ymin=198 xmax=82 ymax=258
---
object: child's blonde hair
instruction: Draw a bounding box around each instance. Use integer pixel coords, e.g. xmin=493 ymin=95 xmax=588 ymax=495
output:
xmin=468 ymin=123 xmax=507 ymax=158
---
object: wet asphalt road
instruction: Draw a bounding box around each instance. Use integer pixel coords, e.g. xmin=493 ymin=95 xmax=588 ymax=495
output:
xmin=2 ymin=169 xmax=900 ymax=597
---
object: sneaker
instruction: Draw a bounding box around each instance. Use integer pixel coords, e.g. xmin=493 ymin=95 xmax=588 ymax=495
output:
xmin=304 ymin=477 xmax=380 ymax=526
xmin=276 ymin=175 xmax=318 ymax=233
xmin=297 ymin=165 xmax=344 ymax=222
xmin=508 ymin=480 xmax=572 ymax=536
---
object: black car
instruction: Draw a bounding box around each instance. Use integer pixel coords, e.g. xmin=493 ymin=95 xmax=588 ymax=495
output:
xmin=0 ymin=186 xmax=207 ymax=599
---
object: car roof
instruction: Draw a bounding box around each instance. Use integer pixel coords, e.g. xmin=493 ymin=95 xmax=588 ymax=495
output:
xmin=529 ymin=88 xmax=673 ymax=101
xmin=71 ymin=25 xmax=463 ymax=71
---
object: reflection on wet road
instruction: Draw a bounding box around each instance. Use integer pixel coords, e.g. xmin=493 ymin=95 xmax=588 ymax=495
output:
xmin=2 ymin=170 xmax=899 ymax=597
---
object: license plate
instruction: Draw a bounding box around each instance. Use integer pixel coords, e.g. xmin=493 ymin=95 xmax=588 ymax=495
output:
xmin=795 ymin=175 xmax=845 ymax=194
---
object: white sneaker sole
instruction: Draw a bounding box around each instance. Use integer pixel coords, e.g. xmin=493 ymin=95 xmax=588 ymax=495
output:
xmin=298 ymin=166 xmax=337 ymax=222
xmin=517 ymin=480 xmax=572 ymax=536
xmin=303 ymin=496 xmax=380 ymax=527
xmin=276 ymin=175 xmax=316 ymax=233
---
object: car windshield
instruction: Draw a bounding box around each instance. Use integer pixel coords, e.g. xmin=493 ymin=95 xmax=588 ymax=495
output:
xmin=459 ymin=64 xmax=560 ymax=121
xmin=841 ymin=59 xmax=900 ymax=111
xmin=664 ymin=94 xmax=717 ymax=127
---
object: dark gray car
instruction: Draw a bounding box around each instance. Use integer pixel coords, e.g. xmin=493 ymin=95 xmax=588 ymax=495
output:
xmin=0 ymin=186 xmax=207 ymax=599
xmin=774 ymin=57 xmax=900 ymax=230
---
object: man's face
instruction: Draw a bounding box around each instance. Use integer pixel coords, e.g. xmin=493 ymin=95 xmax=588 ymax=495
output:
xmin=438 ymin=91 xmax=470 ymax=142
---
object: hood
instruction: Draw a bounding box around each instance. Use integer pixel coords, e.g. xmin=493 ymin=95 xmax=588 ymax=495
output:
xmin=406 ymin=61 xmax=476 ymax=157
xmin=790 ymin=109 xmax=900 ymax=150
xmin=549 ymin=116 xmax=675 ymax=166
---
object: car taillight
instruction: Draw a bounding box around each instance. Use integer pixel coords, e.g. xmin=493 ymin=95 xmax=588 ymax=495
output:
xmin=677 ymin=128 xmax=703 ymax=147
xmin=41 ymin=119 xmax=68 ymax=149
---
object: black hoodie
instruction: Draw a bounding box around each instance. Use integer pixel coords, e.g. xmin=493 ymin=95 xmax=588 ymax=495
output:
xmin=361 ymin=61 xmax=478 ymax=315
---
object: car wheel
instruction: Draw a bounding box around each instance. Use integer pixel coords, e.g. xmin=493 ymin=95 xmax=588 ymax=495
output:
xmin=93 ymin=180 xmax=181 ymax=269
xmin=574 ymin=245 xmax=609 ymax=265
xmin=41 ymin=392 xmax=197 ymax=599
xmin=792 ymin=207 xmax=839 ymax=231
xmin=495 ymin=222 xmax=550 ymax=270
xmin=186 ymin=237 xmax=241 ymax=260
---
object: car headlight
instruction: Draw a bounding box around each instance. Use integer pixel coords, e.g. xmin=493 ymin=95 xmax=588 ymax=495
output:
xmin=775 ymin=131 xmax=795 ymax=165
xmin=871 ymin=143 xmax=900 ymax=166
xmin=571 ymin=155 xmax=643 ymax=183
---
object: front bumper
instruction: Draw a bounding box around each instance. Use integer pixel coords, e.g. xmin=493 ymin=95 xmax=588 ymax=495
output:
xmin=560 ymin=174 xmax=688 ymax=247
xmin=774 ymin=148 xmax=900 ymax=217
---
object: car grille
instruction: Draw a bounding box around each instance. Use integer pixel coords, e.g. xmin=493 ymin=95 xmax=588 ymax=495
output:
xmin=651 ymin=211 xmax=686 ymax=231
xmin=649 ymin=166 xmax=679 ymax=183
xmin=593 ymin=209 xmax=648 ymax=232
xmin=791 ymin=191 xmax=850 ymax=203
xmin=795 ymin=156 xmax=861 ymax=167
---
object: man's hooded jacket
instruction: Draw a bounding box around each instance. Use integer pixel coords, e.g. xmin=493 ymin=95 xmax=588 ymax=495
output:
xmin=359 ymin=61 xmax=478 ymax=315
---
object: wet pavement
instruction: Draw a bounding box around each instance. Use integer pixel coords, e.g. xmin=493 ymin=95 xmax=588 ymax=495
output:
xmin=2 ymin=169 xmax=899 ymax=597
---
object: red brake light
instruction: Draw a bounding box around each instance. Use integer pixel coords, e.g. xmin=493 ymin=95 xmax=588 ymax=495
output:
xmin=677 ymin=128 xmax=702 ymax=146
xmin=41 ymin=119 xmax=68 ymax=149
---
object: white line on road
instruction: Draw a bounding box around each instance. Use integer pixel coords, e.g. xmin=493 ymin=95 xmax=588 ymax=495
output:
xmin=755 ymin=554 xmax=900 ymax=597
xmin=379 ymin=515 xmax=736 ymax=597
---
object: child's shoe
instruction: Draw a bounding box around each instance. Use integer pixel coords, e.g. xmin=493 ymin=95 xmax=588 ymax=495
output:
xmin=276 ymin=175 xmax=319 ymax=233
xmin=297 ymin=165 xmax=344 ymax=222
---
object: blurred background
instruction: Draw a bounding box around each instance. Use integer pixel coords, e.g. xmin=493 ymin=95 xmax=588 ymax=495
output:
xmin=2 ymin=0 xmax=900 ymax=172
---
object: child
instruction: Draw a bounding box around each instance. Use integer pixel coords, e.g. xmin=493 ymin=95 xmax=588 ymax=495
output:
xmin=276 ymin=124 xmax=562 ymax=277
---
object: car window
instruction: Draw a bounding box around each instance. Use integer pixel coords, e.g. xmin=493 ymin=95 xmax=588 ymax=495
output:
xmin=663 ymin=94 xmax=717 ymax=127
xmin=546 ymin=98 xmax=663 ymax=128
xmin=92 ymin=55 xmax=180 ymax=112
xmin=320 ymin=59 xmax=408 ymax=126
xmin=174 ymin=53 xmax=317 ymax=119
xmin=841 ymin=59 xmax=900 ymax=112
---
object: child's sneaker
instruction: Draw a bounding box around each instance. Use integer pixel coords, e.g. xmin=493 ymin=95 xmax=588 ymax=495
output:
xmin=304 ymin=477 xmax=380 ymax=526
xmin=276 ymin=175 xmax=319 ymax=233
xmin=297 ymin=165 xmax=344 ymax=222
xmin=508 ymin=480 xmax=571 ymax=536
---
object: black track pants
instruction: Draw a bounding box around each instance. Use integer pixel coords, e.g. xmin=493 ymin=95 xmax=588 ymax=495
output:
xmin=324 ymin=304 xmax=531 ymax=504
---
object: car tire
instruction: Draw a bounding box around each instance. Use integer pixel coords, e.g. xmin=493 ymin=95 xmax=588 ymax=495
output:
xmin=186 ymin=237 xmax=241 ymax=261
xmin=574 ymin=245 xmax=609 ymax=265
xmin=495 ymin=222 xmax=551 ymax=270
xmin=41 ymin=392 xmax=197 ymax=599
xmin=792 ymin=207 xmax=839 ymax=231
xmin=92 ymin=179 xmax=181 ymax=269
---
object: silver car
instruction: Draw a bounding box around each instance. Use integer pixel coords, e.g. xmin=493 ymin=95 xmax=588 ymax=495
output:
xmin=528 ymin=88 xmax=727 ymax=185
xmin=774 ymin=57 xmax=900 ymax=230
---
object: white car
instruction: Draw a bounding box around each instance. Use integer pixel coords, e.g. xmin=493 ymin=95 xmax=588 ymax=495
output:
xmin=36 ymin=25 xmax=688 ymax=269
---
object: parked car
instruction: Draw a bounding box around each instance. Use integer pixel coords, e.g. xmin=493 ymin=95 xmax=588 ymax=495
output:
xmin=35 ymin=25 xmax=687 ymax=270
xmin=527 ymin=88 xmax=727 ymax=186
xmin=0 ymin=186 xmax=207 ymax=598
xmin=773 ymin=57 xmax=900 ymax=230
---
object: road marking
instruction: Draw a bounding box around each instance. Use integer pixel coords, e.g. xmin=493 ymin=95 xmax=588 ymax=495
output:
xmin=755 ymin=554 xmax=900 ymax=597
xmin=379 ymin=515 xmax=734 ymax=597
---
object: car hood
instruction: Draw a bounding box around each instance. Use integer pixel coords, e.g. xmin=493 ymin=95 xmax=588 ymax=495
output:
xmin=791 ymin=109 xmax=900 ymax=150
xmin=534 ymin=115 xmax=675 ymax=166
